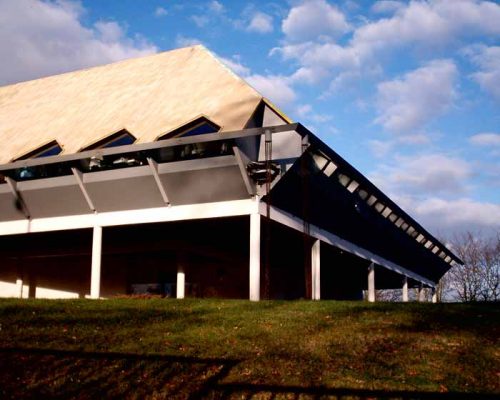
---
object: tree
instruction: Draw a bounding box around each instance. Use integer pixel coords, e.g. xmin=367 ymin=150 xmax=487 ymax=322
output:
xmin=445 ymin=231 xmax=500 ymax=302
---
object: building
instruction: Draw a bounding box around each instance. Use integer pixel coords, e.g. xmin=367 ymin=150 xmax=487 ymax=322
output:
xmin=0 ymin=45 xmax=461 ymax=301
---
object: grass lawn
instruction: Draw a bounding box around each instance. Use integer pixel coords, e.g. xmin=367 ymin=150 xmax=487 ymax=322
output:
xmin=0 ymin=299 xmax=498 ymax=399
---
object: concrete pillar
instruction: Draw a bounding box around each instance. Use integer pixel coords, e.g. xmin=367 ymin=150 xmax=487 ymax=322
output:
xmin=432 ymin=288 xmax=437 ymax=303
xmin=176 ymin=264 xmax=186 ymax=299
xmin=311 ymin=239 xmax=321 ymax=300
xmin=16 ymin=277 xmax=23 ymax=299
xmin=90 ymin=226 xmax=102 ymax=299
xmin=402 ymin=276 xmax=408 ymax=302
xmin=249 ymin=211 xmax=261 ymax=301
xmin=368 ymin=263 xmax=375 ymax=302
xmin=417 ymin=284 xmax=425 ymax=302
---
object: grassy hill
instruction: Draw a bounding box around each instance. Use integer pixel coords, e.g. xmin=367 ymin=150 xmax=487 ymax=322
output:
xmin=0 ymin=299 xmax=498 ymax=399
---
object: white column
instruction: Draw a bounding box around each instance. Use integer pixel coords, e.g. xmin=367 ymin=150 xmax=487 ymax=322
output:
xmin=249 ymin=210 xmax=261 ymax=301
xmin=16 ymin=277 xmax=23 ymax=299
xmin=90 ymin=226 xmax=102 ymax=299
xmin=368 ymin=263 xmax=375 ymax=302
xmin=418 ymin=284 xmax=425 ymax=302
xmin=402 ymin=276 xmax=408 ymax=302
xmin=311 ymin=240 xmax=321 ymax=300
xmin=432 ymin=288 xmax=437 ymax=303
xmin=176 ymin=259 xmax=186 ymax=299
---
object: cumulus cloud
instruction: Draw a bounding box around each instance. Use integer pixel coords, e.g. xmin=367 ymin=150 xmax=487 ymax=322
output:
xmin=282 ymin=0 xmax=350 ymax=42
xmin=370 ymin=153 xmax=472 ymax=196
xmin=208 ymin=0 xmax=224 ymax=14
xmin=217 ymin=56 xmax=250 ymax=76
xmin=154 ymin=6 xmax=168 ymax=17
xmin=191 ymin=15 xmax=210 ymax=28
xmin=273 ymin=0 xmax=500 ymax=90
xmin=296 ymin=104 xmax=332 ymax=123
xmin=175 ymin=35 xmax=203 ymax=47
xmin=0 ymin=0 xmax=157 ymax=85
xmin=467 ymin=45 xmax=500 ymax=99
xmin=371 ymin=1 xmax=405 ymax=14
xmin=395 ymin=196 xmax=500 ymax=236
xmin=245 ymin=74 xmax=297 ymax=106
xmin=469 ymin=132 xmax=500 ymax=146
xmin=375 ymin=59 xmax=457 ymax=134
xmin=247 ymin=12 xmax=273 ymax=34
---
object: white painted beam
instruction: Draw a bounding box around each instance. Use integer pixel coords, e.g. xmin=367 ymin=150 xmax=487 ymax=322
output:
xmin=90 ymin=226 xmax=102 ymax=299
xmin=260 ymin=204 xmax=436 ymax=288
xmin=402 ymin=276 xmax=409 ymax=302
xmin=311 ymin=239 xmax=321 ymax=300
xmin=71 ymin=168 xmax=96 ymax=212
xmin=249 ymin=200 xmax=261 ymax=301
xmin=147 ymin=158 xmax=170 ymax=205
xmin=0 ymin=199 xmax=255 ymax=236
xmin=432 ymin=288 xmax=437 ymax=303
xmin=368 ymin=263 xmax=375 ymax=302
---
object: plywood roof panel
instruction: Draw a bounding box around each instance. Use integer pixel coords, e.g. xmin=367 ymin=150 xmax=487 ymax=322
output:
xmin=0 ymin=45 xmax=267 ymax=163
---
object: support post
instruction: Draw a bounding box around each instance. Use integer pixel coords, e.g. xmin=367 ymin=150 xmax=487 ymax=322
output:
xmin=176 ymin=253 xmax=186 ymax=299
xmin=402 ymin=276 xmax=408 ymax=302
xmin=249 ymin=206 xmax=261 ymax=301
xmin=90 ymin=226 xmax=102 ymax=299
xmin=368 ymin=263 xmax=375 ymax=302
xmin=432 ymin=287 xmax=437 ymax=303
xmin=311 ymin=239 xmax=321 ymax=300
xmin=418 ymin=284 xmax=425 ymax=302
xmin=16 ymin=277 xmax=23 ymax=299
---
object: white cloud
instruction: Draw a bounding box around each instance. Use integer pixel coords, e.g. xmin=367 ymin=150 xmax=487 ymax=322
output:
xmin=371 ymin=1 xmax=404 ymax=14
xmin=370 ymin=153 xmax=473 ymax=196
xmin=296 ymin=103 xmax=332 ymax=123
xmin=245 ymin=74 xmax=297 ymax=106
xmin=469 ymin=132 xmax=500 ymax=146
xmin=247 ymin=12 xmax=273 ymax=34
xmin=0 ymin=0 xmax=157 ymax=85
xmin=218 ymin=56 xmax=250 ymax=76
xmin=395 ymin=196 xmax=500 ymax=236
xmin=282 ymin=0 xmax=350 ymax=42
xmin=375 ymin=59 xmax=457 ymax=134
xmin=191 ymin=15 xmax=209 ymax=28
xmin=175 ymin=35 xmax=203 ymax=48
xmin=368 ymin=139 xmax=395 ymax=158
xmin=208 ymin=0 xmax=224 ymax=14
xmin=273 ymin=0 xmax=500 ymax=89
xmin=154 ymin=6 xmax=168 ymax=17
xmin=468 ymin=45 xmax=500 ymax=99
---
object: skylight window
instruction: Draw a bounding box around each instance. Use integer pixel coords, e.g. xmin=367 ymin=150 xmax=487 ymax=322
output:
xmin=374 ymin=202 xmax=385 ymax=213
xmin=388 ymin=213 xmax=398 ymax=223
xmin=357 ymin=189 xmax=369 ymax=200
xmin=14 ymin=140 xmax=62 ymax=161
xmin=366 ymin=195 xmax=377 ymax=206
xmin=81 ymin=129 xmax=136 ymax=151
xmin=381 ymin=207 xmax=392 ymax=218
xmin=347 ymin=180 xmax=359 ymax=193
xmin=323 ymin=161 xmax=337 ymax=177
xmin=337 ymin=173 xmax=351 ymax=187
xmin=158 ymin=116 xmax=220 ymax=140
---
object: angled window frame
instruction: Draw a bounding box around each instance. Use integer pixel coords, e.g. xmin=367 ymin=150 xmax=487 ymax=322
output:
xmin=12 ymin=139 xmax=63 ymax=161
xmin=156 ymin=116 xmax=221 ymax=141
xmin=79 ymin=129 xmax=136 ymax=152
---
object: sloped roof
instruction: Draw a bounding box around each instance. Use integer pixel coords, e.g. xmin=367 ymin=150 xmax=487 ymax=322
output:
xmin=0 ymin=45 xmax=269 ymax=163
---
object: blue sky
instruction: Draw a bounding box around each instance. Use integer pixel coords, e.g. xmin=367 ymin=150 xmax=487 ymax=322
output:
xmin=0 ymin=0 xmax=499 ymax=238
